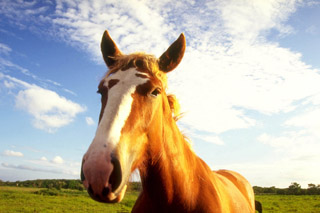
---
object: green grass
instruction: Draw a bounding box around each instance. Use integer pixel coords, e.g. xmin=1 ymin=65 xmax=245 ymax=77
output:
xmin=255 ymin=194 xmax=320 ymax=213
xmin=1 ymin=186 xmax=320 ymax=212
xmin=0 ymin=186 xmax=138 ymax=213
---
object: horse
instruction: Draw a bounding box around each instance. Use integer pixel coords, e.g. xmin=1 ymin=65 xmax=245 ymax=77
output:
xmin=81 ymin=30 xmax=259 ymax=212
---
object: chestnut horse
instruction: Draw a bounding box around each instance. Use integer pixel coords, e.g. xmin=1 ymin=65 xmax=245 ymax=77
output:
xmin=81 ymin=30 xmax=257 ymax=212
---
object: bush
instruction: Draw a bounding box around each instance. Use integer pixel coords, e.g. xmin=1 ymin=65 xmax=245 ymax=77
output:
xmin=34 ymin=188 xmax=61 ymax=196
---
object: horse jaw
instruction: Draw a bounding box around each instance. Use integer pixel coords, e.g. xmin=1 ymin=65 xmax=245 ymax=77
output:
xmin=106 ymin=184 xmax=127 ymax=203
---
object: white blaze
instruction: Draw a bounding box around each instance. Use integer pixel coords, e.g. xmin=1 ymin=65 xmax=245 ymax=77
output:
xmin=91 ymin=68 xmax=149 ymax=151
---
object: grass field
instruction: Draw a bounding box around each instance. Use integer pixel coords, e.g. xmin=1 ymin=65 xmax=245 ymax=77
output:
xmin=255 ymin=194 xmax=320 ymax=213
xmin=0 ymin=186 xmax=138 ymax=212
xmin=1 ymin=186 xmax=320 ymax=212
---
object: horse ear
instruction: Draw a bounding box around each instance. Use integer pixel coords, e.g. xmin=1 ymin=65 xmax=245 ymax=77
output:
xmin=158 ymin=33 xmax=186 ymax=73
xmin=101 ymin=30 xmax=122 ymax=67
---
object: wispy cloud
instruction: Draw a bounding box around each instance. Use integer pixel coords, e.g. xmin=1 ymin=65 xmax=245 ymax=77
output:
xmin=192 ymin=134 xmax=225 ymax=146
xmin=1 ymin=162 xmax=78 ymax=176
xmin=85 ymin=116 xmax=95 ymax=126
xmin=305 ymin=25 xmax=318 ymax=35
xmin=0 ymin=0 xmax=50 ymax=30
xmin=0 ymin=55 xmax=34 ymax=79
xmin=208 ymin=0 xmax=298 ymax=41
xmin=0 ymin=42 xmax=78 ymax=101
xmin=285 ymin=107 xmax=320 ymax=138
xmin=0 ymin=43 xmax=12 ymax=55
xmin=2 ymin=155 xmax=83 ymax=177
xmin=3 ymin=80 xmax=15 ymax=89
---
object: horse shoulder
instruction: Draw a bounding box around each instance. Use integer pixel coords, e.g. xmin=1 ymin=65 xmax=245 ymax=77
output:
xmin=214 ymin=169 xmax=255 ymax=212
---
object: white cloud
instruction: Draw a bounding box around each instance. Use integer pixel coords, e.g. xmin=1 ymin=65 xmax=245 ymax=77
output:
xmin=208 ymin=0 xmax=299 ymax=41
xmin=170 ymin=39 xmax=320 ymax=134
xmin=40 ymin=156 xmax=48 ymax=161
xmin=2 ymin=150 xmax=24 ymax=157
xmin=258 ymin=131 xmax=317 ymax=153
xmin=51 ymin=156 xmax=64 ymax=164
xmin=85 ymin=116 xmax=95 ymax=126
xmin=15 ymin=85 xmax=86 ymax=133
xmin=1 ymin=73 xmax=86 ymax=133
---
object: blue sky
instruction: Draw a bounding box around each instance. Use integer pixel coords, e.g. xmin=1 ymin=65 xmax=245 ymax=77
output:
xmin=1 ymin=0 xmax=320 ymax=188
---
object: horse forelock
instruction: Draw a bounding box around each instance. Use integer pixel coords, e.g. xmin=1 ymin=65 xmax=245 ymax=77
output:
xmin=106 ymin=53 xmax=165 ymax=84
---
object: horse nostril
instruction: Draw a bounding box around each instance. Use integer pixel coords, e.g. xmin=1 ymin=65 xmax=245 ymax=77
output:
xmin=102 ymin=186 xmax=110 ymax=197
xmin=88 ymin=184 xmax=94 ymax=195
xmin=109 ymin=156 xmax=122 ymax=192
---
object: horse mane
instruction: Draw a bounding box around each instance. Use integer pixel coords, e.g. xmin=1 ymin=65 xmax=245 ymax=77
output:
xmin=105 ymin=53 xmax=181 ymax=120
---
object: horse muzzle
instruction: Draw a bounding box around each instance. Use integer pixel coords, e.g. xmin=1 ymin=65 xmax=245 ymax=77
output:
xmin=81 ymin=152 xmax=127 ymax=203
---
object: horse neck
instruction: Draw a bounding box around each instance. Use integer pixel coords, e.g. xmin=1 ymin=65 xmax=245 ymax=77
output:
xmin=139 ymin=97 xmax=213 ymax=209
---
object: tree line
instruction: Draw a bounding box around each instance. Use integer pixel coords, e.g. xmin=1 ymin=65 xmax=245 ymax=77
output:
xmin=0 ymin=179 xmax=142 ymax=192
xmin=253 ymin=182 xmax=320 ymax=195
xmin=0 ymin=179 xmax=85 ymax=191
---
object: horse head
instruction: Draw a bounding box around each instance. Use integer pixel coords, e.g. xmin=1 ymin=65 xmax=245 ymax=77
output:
xmin=81 ymin=30 xmax=185 ymax=203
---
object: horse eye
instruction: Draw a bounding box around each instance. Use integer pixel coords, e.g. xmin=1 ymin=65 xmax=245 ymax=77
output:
xmin=151 ymin=88 xmax=161 ymax=97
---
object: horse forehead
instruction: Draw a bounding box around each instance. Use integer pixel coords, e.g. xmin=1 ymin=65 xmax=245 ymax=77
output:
xmin=104 ymin=68 xmax=150 ymax=89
